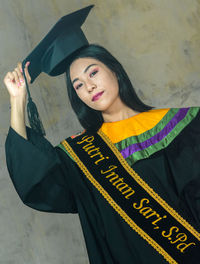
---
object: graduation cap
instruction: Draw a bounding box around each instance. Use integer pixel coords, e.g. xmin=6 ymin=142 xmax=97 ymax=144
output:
xmin=21 ymin=5 xmax=94 ymax=136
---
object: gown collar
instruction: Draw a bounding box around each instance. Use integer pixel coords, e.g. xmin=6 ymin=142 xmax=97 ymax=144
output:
xmin=100 ymin=108 xmax=170 ymax=143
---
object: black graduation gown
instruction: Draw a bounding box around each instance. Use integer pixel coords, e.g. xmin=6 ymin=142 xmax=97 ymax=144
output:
xmin=4 ymin=107 xmax=200 ymax=264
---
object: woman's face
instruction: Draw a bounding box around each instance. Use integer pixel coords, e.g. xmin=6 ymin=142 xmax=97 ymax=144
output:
xmin=69 ymin=57 xmax=120 ymax=112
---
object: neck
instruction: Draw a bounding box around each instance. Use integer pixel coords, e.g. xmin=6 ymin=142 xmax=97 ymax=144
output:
xmin=102 ymin=98 xmax=140 ymax=123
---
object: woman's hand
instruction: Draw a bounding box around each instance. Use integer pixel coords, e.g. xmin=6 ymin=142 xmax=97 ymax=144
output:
xmin=4 ymin=61 xmax=31 ymax=139
xmin=3 ymin=61 xmax=31 ymax=100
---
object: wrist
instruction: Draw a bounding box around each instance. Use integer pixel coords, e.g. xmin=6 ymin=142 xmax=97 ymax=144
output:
xmin=10 ymin=96 xmax=27 ymax=107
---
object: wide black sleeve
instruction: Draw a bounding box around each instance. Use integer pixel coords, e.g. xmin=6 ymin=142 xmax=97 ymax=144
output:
xmin=5 ymin=126 xmax=78 ymax=213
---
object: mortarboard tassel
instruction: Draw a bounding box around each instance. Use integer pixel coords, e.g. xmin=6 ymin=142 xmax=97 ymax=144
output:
xmin=22 ymin=66 xmax=46 ymax=136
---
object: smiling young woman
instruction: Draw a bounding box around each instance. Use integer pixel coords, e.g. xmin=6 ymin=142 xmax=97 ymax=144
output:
xmin=65 ymin=44 xmax=154 ymax=131
xmin=70 ymin=57 xmax=141 ymax=123
xmin=4 ymin=43 xmax=200 ymax=264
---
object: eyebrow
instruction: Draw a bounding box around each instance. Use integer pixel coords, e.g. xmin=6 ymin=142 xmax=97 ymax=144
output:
xmin=72 ymin=64 xmax=98 ymax=85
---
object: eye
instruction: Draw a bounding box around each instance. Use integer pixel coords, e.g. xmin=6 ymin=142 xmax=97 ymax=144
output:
xmin=75 ymin=83 xmax=83 ymax=90
xmin=90 ymin=69 xmax=98 ymax=78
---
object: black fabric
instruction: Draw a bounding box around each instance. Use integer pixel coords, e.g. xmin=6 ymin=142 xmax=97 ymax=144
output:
xmin=5 ymin=126 xmax=77 ymax=213
xmin=65 ymin=131 xmax=200 ymax=263
xmin=22 ymin=5 xmax=93 ymax=83
xmin=4 ymin=110 xmax=200 ymax=264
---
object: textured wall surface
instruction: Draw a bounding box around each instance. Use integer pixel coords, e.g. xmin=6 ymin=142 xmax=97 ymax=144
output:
xmin=1 ymin=0 xmax=200 ymax=263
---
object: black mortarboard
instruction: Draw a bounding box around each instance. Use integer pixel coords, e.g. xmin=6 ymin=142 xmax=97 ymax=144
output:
xmin=21 ymin=5 xmax=94 ymax=136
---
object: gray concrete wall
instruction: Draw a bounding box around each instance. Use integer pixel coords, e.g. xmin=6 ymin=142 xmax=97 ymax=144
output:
xmin=1 ymin=0 xmax=200 ymax=263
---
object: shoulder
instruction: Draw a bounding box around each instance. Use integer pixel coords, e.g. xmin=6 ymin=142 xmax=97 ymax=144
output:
xmin=56 ymin=129 xmax=86 ymax=149
xmin=149 ymin=106 xmax=200 ymax=114
xmin=56 ymin=129 xmax=87 ymax=162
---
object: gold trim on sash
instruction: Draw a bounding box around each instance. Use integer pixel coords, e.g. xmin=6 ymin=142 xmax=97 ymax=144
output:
xmin=61 ymin=139 xmax=177 ymax=264
xmin=97 ymin=130 xmax=200 ymax=241
xmin=61 ymin=129 xmax=200 ymax=264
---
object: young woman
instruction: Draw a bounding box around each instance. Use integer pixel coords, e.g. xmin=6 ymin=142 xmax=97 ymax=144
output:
xmin=4 ymin=44 xmax=200 ymax=264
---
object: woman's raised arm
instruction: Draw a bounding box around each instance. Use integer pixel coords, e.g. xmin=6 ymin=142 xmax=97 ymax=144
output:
xmin=3 ymin=61 xmax=31 ymax=139
xmin=3 ymin=62 xmax=78 ymax=214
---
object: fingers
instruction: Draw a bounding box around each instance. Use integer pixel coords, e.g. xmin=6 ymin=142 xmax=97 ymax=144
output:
xmin=3 ymin=72 xmax=14 ymax=87
xmin=24 ymin=61 xmax=31 ymax=83
xmin=13 ymin=67 xmax=22 ymax=87
xmin=14 ymin=61 xmax=31 ymax=86
xmin=21 ymin=61 xmax=31 ymax=83
xmin=3 ymin=61 xmax=31 ymax=89
xmin=17 ymin=62 xmax=22 ymax=72
xmin=6 ymin=72 xmax=14 ymax=82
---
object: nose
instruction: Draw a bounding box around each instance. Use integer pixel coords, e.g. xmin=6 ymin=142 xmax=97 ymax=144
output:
xmin=86 ymin=80 xmax=96 ymax=93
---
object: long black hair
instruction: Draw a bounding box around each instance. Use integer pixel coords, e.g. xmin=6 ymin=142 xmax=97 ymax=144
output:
xmin=65 ymin=44 xmax=155 ymax=132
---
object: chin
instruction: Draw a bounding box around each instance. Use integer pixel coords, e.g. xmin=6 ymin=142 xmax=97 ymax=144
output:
xmin=88 ymin=106 xmax=107 ymax=112
xmin=92 ymin=102 xmax=111 ymax=111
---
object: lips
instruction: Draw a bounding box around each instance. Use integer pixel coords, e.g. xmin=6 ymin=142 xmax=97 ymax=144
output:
xmin=92 ymin=91 xmax=104 ymax=101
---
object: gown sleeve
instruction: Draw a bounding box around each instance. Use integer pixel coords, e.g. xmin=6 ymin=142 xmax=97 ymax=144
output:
xmin=5 ymin=126 xmax=78 ymax=214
